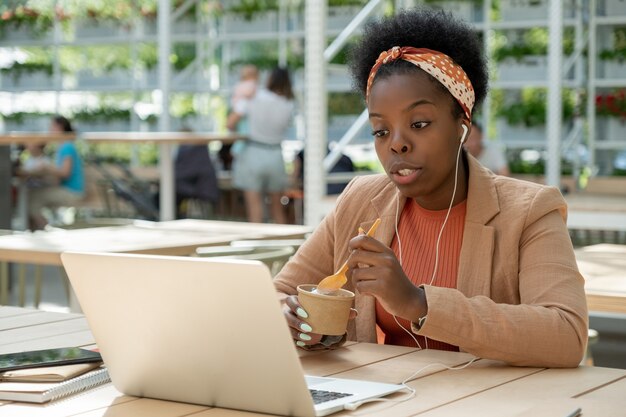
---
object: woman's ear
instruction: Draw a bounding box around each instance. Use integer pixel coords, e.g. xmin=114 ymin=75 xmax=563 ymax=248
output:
xmin=460 ymin=125 xmax=469 ymax=144
xmin=459 ymin=120 xmax=472 ymax=144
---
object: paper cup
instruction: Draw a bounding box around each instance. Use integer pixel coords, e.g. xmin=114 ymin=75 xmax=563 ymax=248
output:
xmin=297 ymin=284 xmax=355 ymax=336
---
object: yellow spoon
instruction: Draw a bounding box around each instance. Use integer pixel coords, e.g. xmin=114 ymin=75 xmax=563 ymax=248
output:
xmin=317 ymin=218 xmax=382 ymax=293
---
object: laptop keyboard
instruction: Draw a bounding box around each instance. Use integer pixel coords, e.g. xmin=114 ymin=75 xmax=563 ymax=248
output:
xmin=309 ymin=389 xmax=353 ymax=404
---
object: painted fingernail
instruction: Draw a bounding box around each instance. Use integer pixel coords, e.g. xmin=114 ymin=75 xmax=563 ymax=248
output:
xmin=299 ymin=323 xmax=313 ymax=332
xmin=296 ymin=307 xmax=308 ymax=318
xmin=299 ymin=333 xmax=312 ymax=341
xmin=296 ymin=341 xmax=306 ymax=347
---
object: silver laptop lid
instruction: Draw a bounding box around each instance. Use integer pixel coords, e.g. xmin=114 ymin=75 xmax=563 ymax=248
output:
xmin=61 ymin=251 xmax=317 ymax=417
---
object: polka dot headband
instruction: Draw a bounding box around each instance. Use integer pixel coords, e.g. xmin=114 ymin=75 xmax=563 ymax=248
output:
xmin=366 ymin=46 xmax=475 ymax=120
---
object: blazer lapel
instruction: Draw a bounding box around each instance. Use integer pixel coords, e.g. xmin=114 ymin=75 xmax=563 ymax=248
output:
xmin=457 ymin=155 xmax=500 ymax=298
xmin=367 ymin=181 xmax=406 ymax=246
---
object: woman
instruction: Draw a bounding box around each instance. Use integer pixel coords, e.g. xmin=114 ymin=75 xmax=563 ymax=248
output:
xmin=26 ymin=116 xmax=84 ymax=230
xmin=227 ymin=67 xmax=295 ymax=224
xmin=275 ymin=8 xmax=587 ymax=368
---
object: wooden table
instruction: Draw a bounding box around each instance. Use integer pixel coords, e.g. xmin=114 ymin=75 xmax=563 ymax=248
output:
xmin=0 ymin=219 xmax=312 ymax=309
xmin=0 ymin=133 xmax=76 ymax=230
xmin=575 ymin=244 xmax=626 ymax=316
xmin=81 ymin=131 xmax=246 ymax=221
xmin=0 ymin=306 xmax=624 ymax=417
xmin=0 ymin=219 xmax=311 ymax=266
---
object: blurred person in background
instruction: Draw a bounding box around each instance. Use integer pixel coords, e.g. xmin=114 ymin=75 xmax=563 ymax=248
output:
xmin=174 ymin=128 xmax=220 ymax=218
xmin=220 ymin=64 xmax=260 ymax=171
xmin=227 ymin=66 xmax=295 ymax=224
xmin=464 ymin=122 xmax=510 ymax=176
xmin=18 ymin=116 xmax=84 ymax=230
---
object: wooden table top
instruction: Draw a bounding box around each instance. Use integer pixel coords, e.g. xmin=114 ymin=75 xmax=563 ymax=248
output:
xmin=0 ymin=306 xmax=624 ymax=416
xmin=81 ymin=131 xmax=246 ymax=145
xmin=0 ymin=132 xmax=76 ymax=146
xmin=575 ymin=244 xmax=626 ymax=315
xmin=0 ymin=219 xmax=313 ymax=266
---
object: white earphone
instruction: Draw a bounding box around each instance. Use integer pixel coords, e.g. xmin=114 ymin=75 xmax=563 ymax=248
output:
xmin=460 ymin=124 xmax=469 ymax=144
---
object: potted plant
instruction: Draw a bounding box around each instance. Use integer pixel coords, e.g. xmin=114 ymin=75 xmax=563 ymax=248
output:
xmin=598 ymin=28 xmax=626 ymax=79
xmin=1 ymin=111 xmax=54 ymax=131
xmin=499 ymin=0 xmax=575 ymax=22
xmin=0 ymin=4 xmax=54 ymax=40
xmin=595 ymin=89 xmax=626 ymax=142
xmin=423 ymin=0 xmax=483 ymax=23
xmin=496 ymin=88 xmax=576 ymax=143
xmin=70 ymin=0 xmax=133 ymax=39
xmin=494 ymin=27 xmax=575 ymax=82
xmin=73 ymin=106 xmax=132 ymax=132
xmin=222 ymin=0 xmax=279 ymax=34
xmin=0 ymin=61 xmax=54 ymax=89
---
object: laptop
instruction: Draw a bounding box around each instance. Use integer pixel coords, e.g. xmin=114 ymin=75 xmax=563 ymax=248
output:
xmin=61 ymin=251 xmax=404 ymax=417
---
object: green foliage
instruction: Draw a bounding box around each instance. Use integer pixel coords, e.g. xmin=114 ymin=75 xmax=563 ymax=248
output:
xmin=497 ymin=88 xmax=577 ymax=127
xmin=1 ymin=111 xmax=53 ymax=123
xmin=0 ymin=61 xmax=53 ymax=81
xmin=493 ymin=27 xmax=575 ymax=62
xmin=73 ymin=107 xmax=131 ymax=123
xmin=227 ymin=0 xmax=279 ymax=20
xmin=0 ymin=2 xmax=55 ymax=38
xmin=599 ymin=27 xmax=626 ymax=62
xmin=508 ymin=154 xmax=574 ymax=175
xmin=171 ymin=43 xmax=197 ymax=71
xmin=328 ymin=92 xmax=364 ymax=116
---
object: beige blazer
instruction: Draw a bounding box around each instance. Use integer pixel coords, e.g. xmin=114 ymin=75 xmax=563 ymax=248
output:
xmin=274 ymin=155 xmax=588 ymax=367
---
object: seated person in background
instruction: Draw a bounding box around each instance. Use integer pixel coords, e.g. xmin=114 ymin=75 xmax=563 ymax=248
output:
xmin=293 ymin=147 xmax=355 ymax=195
xmin=19 ymin=142 xmax=58 ymax=188
xmin=463 ymin=122 xmax=510 ymax=176
xmin=21 ymin=116 xmax=84 ymax=230
xmin=275 ymin=8 xmax=587 ymax=368
xmin=175 ymin=141 xmax=219 ymax=218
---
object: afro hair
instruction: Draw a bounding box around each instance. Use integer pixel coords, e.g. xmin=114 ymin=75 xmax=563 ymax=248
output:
xmin=348 ymin=7 xmax=488 ymax=117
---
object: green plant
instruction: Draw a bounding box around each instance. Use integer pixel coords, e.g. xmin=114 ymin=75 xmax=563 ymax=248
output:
xmin=328 ymin=92 xmax=364 ymax=116
xmin=493 ymin=27 xmax=575 ymax=62
xmin=0 ymin=3 xmax=54 ymax=38
xmin=497 ymin=88 xmax=577 ymax=127
xmin=73 ymin=107 xmax=131 ymax=123
xmin=227 ymin=0 xmax=279 ymax=20
xmin=599 ymin=28 xmax=626 ymax=62
xmin=1 ymin=111 xmax=53 ymax=124
xmin=0 ymin=62 xmax=53 ymax=81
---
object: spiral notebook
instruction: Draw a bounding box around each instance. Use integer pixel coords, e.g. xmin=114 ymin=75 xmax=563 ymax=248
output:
xmin=0 ymin=367 xmax=110 ymax=403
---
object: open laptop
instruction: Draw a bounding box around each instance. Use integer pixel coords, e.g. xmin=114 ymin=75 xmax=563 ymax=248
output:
xmin=61 ymin=251 xmax=404 ymax=417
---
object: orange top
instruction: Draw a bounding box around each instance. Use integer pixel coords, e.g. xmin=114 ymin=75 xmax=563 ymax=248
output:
xmin=375 ymin=198 xmax=467 ymax=350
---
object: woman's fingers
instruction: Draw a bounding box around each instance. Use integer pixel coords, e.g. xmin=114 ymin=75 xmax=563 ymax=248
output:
xmin=283 ymin=296 xmax=323 ymax=347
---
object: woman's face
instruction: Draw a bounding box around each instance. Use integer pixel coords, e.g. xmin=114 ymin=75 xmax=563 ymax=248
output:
xmin=49 ymin=121 xmax=62 ymax=133
xmin=367 ymin=71 xmax=468 ymax=209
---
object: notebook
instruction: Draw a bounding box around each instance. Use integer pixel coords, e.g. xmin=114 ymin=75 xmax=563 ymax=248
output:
xmin=0 ymin=367 xmax=110 ymax=403
xmin=0 ymin=362 xmax=103 ymax=383
xmin=61 ymin=251 xmax=404 ymax=417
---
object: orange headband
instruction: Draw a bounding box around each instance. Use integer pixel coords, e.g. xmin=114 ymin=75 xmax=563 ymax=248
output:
xmin=366 ymin=46 xmax=475 ymax=120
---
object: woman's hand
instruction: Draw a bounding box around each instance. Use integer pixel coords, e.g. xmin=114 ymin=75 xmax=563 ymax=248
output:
xmin=347 ymin=234 xmax=427 ymax=322
xmin=283 ymin=295 xmax=356 ymax=350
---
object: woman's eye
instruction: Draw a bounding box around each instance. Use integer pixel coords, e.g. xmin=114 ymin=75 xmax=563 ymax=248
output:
xmin=371 ymin=129 xmax=388 ymax=138
xmin=411 ymin=121 xmax=429 ymax=129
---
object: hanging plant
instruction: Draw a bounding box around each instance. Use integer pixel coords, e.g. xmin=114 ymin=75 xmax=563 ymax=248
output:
xmin=599 ymin=28 xmax=626 ymax=63
xmin=497 ymin=88 xmax=577 ymax=127
xmin=493 ymin=27 xmax=575 ymax=62
xmin=1 ymin=111 xmax=54 ymax=124
xmin=0 ymin=4 xmax=54 ymax=38
xmin=73 ymin=107 xmax=131 ymax=123
xmin=0 ymin=61 xmax=53 ymax=81
xmin=227 ymin=0 xmax=279 ymax=20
